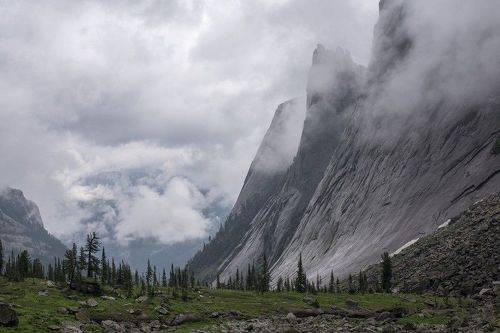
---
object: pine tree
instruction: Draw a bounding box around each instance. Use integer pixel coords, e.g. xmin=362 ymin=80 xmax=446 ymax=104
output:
xmin=259 ymin=253 xmax=270 ymax=292
xmin=78 ymin=247 xmax=86 ymax=277
xmin=101 ymin=247 xmax=107 ymax=284
xmin=0 ymin=239 xmax=4 ymax=275
xmin=134 ymin=270 xmax=139 ymax=286
xmin=111 ymin=258 xmax=117 ymax=286
xmin=18 ymin=250 xmax=30 ymax=280
xmin=216 ymin=274 xmax=221 ymax=289
xmin=336 ymin=277 xmax=340 ymax=294
xmin=153 ymin=265 xmax=158 ymax=287
xmin=162 ymin=269 xmax=167 ymax=287
xmin=381 ymin=252 xmax=392 ymax=293
xmin=63 ymin=244 xmax=77 ymax=283
xmin=276 ymin=276 xmax=283 ymax=292
xmin=169 ymin=264 xmax=175 ymax=287
xmin=85 ymin=232 xmax=100 ymax=278
xmin=348 ymin=274 xmax=355 ymax=293
xmin=295 ymin=253 xmax=307 ymax=293
xmin=146 ymin=259 xmax=154 ymax=296
xmin=328 ymin=271 xmax=335 ymax=293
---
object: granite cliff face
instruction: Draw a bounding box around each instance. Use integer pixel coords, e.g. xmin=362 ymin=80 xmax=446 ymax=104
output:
xmin=0 ymin=188 xmax=66 ymax=262
xmin=189 ymin=0 xmax=500 ymax=283
xmin=188 ymin=98 xmax=305 ymax=280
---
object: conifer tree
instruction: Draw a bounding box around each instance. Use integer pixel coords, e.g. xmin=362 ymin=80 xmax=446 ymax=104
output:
xmin=169 ymin=264 xmax=175 ymax=287
xmin=101 ymin=247 xmax=107 ymax=284
xmin=216 ymin=274 xmax=221 ymax=289
xmin=276 ymin=276 xmax=283 ymax=292
xmin=85 ymin=232 xmax=100 ymax=278
xmin=381 ymin=252 xmax=392 ymax=293
xmin=259 ymin=252 xmax=270 ymax=292
xmin=153 ymin=265 xmax=158 ymax=287
xmin=18 ymin=250 xmax=30 ymax=280
xmin=0 ymin=239 xmax=4 ymax=275
xmin=348 ymin=273 xmax=355 ymax=293
xmin=111 ymin=258 xmax=117 ymax=286
xmin=328 ymin=270 xmax=335 ymax=293
xmin=162 ymin=268 xmax=167 ymax=287
xmin=336 ymin=277 xmax=340 ymax=294
xmin=295 ymin=253 xmax=307 ymax=293
xmin=146 ymin=259 xmax=154 ymax=296
xmin=78 ymin=247 xmax=86 ymax=277
xmin=63 ymin=244 xmax=77 ymax=283
xmin=134 ymin=270 xmax=139 ymax=286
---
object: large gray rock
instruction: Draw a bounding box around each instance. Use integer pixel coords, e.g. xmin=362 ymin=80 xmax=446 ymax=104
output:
xmin=0 ymin=303 xmax=18 ymax=327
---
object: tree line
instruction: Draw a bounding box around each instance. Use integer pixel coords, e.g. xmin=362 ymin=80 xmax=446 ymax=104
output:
xmin=215 ymin=252 xmax=393 ymax=294
xmin=0 ymin=236 xmax=200 ymax=299
xmin=1 ymin=236 xmax=393 ymax=296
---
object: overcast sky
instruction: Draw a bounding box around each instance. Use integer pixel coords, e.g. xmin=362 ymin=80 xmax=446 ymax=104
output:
xmin=0 ymin=0 xmax=378 ymax=246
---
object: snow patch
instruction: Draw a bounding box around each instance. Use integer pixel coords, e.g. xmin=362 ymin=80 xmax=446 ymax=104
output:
xmin=390 ymin=238 xmax=419 ymax=257
xmin=437 ymin=219 xmax=451 ymax=230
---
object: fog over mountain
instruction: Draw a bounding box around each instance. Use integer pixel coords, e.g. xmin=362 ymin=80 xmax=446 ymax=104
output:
xmin=0 ymin=0 xmax=378 ymax=268
xmin=188 ymin=0 xmax=500 ymax=283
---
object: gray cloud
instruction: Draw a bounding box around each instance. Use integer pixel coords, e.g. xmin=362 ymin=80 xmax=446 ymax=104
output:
xmin=0 ymin=0 xmax=378 ymax=247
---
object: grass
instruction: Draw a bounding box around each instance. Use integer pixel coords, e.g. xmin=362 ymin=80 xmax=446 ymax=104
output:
xmin=0 ymin=277 xmax=476 ymax=332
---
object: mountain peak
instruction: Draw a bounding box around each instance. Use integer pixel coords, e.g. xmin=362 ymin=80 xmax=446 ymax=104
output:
xmin=0 ymin=187 xmax=44 ymax=226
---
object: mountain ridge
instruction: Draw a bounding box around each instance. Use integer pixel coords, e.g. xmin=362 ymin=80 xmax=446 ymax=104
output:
xmin=188 ymin=0 xmax=500 ymax=284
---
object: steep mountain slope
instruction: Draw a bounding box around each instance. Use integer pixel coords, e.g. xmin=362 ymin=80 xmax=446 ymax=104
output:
xmin=0 ymin=188 xmax=66 ymax=262
xmin=188 ymin=99 xmax=305 ymax=280
xmin=189 ymin=0 xmax=500 ymax=283
xmin=364 ymin=193 xmax=499 ymax=296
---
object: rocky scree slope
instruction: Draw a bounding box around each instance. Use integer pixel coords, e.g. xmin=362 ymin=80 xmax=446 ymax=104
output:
xmin=365 ymin=193 xmax=500 ymax=296
xmin=0 ymin=188 xmax=66 ymax=262
xmin=189 ymin=0 xmax=500 ymax=284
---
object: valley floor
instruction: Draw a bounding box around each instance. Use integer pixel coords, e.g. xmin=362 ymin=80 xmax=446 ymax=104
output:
xmin=0 ymin=278 xmax=498 ymax=332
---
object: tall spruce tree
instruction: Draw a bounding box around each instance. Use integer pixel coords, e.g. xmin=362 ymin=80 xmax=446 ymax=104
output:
xmin=78 ymin=247 xmax=86 ymax=277
xmin=381 ymin=252 xmax=392 ymax=293
xmin=328 ymin=271 xmax=335 ymax=293
xmin=63 ymin=244 xmax=77 ymax=283
xmin=0 ymin=239 xmax=4 ymax=275
xmin=295 ymin=253 xmax=307 ymax=293
xmin=101 ymin=247 xmax=107 ymax=284
xmin=85 ymin=232 xmax=100 ymax=278
xmin=162 ymin=268 xmax=167 ymax=287
xmin=259 ymin=253 xmax=270 ymax=292
xmin=146 ymin=259 xmax=154 ymax=296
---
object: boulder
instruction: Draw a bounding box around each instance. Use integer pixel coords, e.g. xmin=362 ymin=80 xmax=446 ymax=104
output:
xmin=75 ymin=311 xmax=90 ymax=323
xmin=155 ymin=306 xmax=168 ymax=315
xmin=101 ymin=295 xmax=116 ymax=301
xmin=60 ymin=321 xmax=82 ymax=333
xmin=46 ymin=280 xmax=56 ymax=288
xmin=170 ymin=313 xmax=202 ymax=326
xmin=345 ymin=299 xmax=359 ymax=310
xmin=290 ymin=308 xmax=323 ymax=318
xmin=57 ymin=307 xmax=69 ymax=314
xmin=70 ymin=280 xmax=102 ymax=295
xmin=67 ymin=307 xmax=80 ymax=314
xmin=102 ymin=320 xmax=124 ymax=332
xmin=0 ymin=303 xmax=18 ymax=327
xmin=135 ymin=295 xmax=148 ymax=303
xmin=86 ymin=298 xmax=98 ymax=307
xmin=478 ymin=288 xmax=493 ymax=297
xmin=38 ymin=290 xmax=49 ymax=297
xmin=286 ymin=312 xmax=297 ymax=322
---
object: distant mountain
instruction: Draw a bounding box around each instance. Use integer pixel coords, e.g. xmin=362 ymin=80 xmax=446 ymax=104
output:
xmin=0 ymin=188 xmax=66 ymax=262
xmin=188 ymin=0 xmax=500 ymax=284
